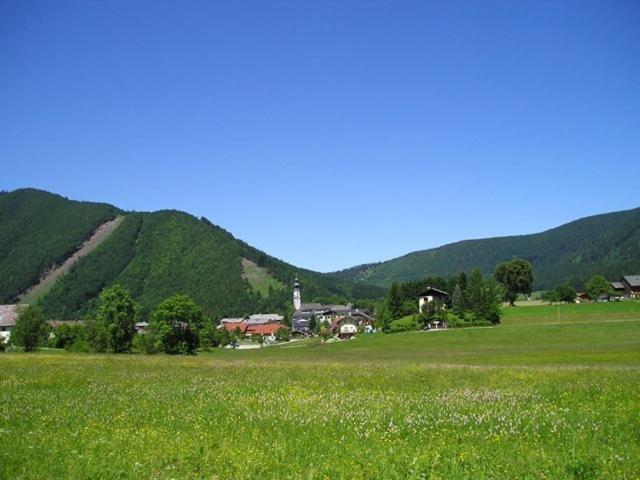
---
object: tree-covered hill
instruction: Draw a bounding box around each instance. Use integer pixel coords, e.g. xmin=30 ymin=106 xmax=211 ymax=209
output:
xmin=0 ymin=188 xmax=384 ymax=319
xmin=0 ymin=188 xmax=120 ymax=303
xmin=330 ymin=207 xmax=640 ymax=289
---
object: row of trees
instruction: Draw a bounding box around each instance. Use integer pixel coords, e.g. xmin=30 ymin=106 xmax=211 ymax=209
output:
xmin=8 ymin=285 xmax=233 ymax=354
xmin=381 ymin=268 xmax=503 ymax=330
xmin=542 ymin=274 xmax=623 ymax=304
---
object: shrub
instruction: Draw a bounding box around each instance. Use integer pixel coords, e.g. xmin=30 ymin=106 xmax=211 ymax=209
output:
xmin=85 ymin=318 xmax=110 ymax=353
xmin=132 ymin=332 xmax=160 ymax=354
xmin=66 ymin=339 xmax=91 ymax=353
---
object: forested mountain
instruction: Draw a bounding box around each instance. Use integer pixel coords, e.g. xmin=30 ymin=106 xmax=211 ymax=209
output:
xmin=0 ymin=189 xmax=119 ymax=302
xmin=0 ymin=189 xmax=384 ymax=320
xmin=331 ymin=207 xmax=640 ymax=289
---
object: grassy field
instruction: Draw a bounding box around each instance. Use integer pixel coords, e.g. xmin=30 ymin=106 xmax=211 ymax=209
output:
xmin=1 ymin=302 xmax=639 ymax=479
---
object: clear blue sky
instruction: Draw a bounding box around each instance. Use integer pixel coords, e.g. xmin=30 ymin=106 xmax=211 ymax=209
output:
xmin=1 ymin=1 xmax=639 ymax=272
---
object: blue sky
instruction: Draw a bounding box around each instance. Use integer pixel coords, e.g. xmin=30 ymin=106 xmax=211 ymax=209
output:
xmin=1 ymin=1 xmax=639 ymax=272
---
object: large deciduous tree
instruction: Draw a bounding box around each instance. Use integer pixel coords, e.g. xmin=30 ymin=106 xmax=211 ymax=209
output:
xmin=150 ymin=294 xmax=205 ymax=354
xmin=11 ymin=305 xmax=47 ymax=352
xmin=585 ymin=275 xmax=613 ymax=301
xmin=495 ymin=259 xmax=534 ymax=306
xmin=97 ymin=284 xmax=138 ymax=353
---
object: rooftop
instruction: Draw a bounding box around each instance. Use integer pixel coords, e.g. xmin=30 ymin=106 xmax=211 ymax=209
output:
xmin=622 ymin=275 xmax=640 ymax=287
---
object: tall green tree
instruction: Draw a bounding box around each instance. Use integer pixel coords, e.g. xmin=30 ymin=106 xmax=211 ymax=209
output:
xmin=585 ymin=275 xmax=613 ymax=300
xmin=466 ymin=269 xmax=502 ymax=324
xmin=556 ymin=283 xmax=577 ymax=303
xmin=150 ymin=294 xmax=205 ymax=354
xmin=495 ymin=259 xmax=534 ymax=306
xmin=451 ymin=284 xmax=466 ymax=316
xmin=386 ymin=282 xmax=403 ymax=320
xmin=11 ymin=305 xmax=47 ymax=352
xmin=97 ymin=284 xmax=138 ymax=353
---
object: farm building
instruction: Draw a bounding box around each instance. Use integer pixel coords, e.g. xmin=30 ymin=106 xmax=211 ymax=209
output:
xmin=620 ymin=275 xmax=640 ymax=298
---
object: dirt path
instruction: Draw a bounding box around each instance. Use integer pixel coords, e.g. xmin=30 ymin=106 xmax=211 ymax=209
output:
xmin=19 ymin=216 xmax=124 ymax=304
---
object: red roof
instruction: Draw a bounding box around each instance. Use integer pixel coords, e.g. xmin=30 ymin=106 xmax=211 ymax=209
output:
xmin=246 ymin=323 xmax=284 ymax=335
xmin=224 ymin=322 xmax=249 ymax=334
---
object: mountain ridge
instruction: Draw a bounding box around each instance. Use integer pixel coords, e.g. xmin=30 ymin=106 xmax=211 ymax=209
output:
xmin=0 ymin=188 xmax=384 ymax=319
xmin=330 ymin=206 xmax=640 ymax=289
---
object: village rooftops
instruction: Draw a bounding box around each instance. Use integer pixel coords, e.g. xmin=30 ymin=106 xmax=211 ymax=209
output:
xmin=247 ymin=313 xmax=284 ymax=324
xmin=0 ymin=305 xmax=21 ymax=328
xmin=220 ymin=317 xmax=245 ymax=324
xmin=419 ymin=287 xmax=449 ymax=297
xmin=622 ymin=275 xmax=640 ymax=288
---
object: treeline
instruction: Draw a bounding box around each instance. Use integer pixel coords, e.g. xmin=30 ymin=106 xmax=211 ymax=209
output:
xmin=6 ymin=286 xmax=237 ymax=355
xmin=380 ymin=269 xmax=503 ymax=332
xmin=0 ymin=188 xmax=119 ymax=302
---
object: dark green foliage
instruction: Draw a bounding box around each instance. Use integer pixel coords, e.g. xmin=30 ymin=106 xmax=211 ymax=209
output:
xmin=85 ymin=318 xmax=109 ymax=353
xmin=51 ymin=323 xmax=86 ymax=349
xmin=451 ymin=284 xmax=466 ymax=316
xmin=97 ymin=285 xmax=138 ymax=353
xmin=132 ymin=332 xmax=161 ymax=354
xmin=556 ymin=283 xmax=577 ymax=303
xmin=0 ymin=189 xmax=119 ymax=302
xmin=40 ymin=215 xmax=143 ymax=319
xmin=495 ymin=259 xmax=534 ymax=306
xmin=331 ymin=206 xmax=640 ymax=289
xmin=585 ymin=275 xmax=613 ymax=300
xmin=2 ymin=189 xmax=384 ymax=322
xmin=386 ymin=283 xmax=403 ymax=320
xmin=11 ymin=305 xmax=47 ymax=351
xmin=276 ymin=326 xmax=291 ymax=341
xmin=199 ymin=321 xmax=231 ymax=349
xmin=309 ymin=315 xmax=319 ymax=334
xmin=150 ymin=294 xmax=204 ymax=354
xmin=542 ymin=289 xmax=561 ymax=304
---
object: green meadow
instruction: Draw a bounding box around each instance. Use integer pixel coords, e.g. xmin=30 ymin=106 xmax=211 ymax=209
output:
xmin=2 ymin=302 xmax=640 ymax=479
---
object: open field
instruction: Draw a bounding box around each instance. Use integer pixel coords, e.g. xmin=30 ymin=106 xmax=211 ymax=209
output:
xmin=2 ymin=303 xmax=639 ymax=479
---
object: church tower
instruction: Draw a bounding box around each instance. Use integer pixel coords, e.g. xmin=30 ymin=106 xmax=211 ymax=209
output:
xmin=293 ymin=277 xmax=301 ymax=311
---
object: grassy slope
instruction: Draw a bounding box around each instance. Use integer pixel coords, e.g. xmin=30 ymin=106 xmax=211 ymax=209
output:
xmin=1 ymin=302 xmax=639 ymax=479
xmin=0 ymin=189 xmax=120 ymax=302
xmin=332 ymin=206 xmax=640 ymax=289
xmin=241 ymin=257 xmax=285 ymax=297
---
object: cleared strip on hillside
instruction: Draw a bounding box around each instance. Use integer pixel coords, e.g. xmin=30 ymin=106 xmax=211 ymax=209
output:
xmin=241 ymin=257 xmax=284 ymax=297
xmin=19 ymin=216 xmax=125 ymax=304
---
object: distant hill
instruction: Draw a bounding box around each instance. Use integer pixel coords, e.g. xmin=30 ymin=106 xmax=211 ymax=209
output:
xmin=0 ymin=188 xmax=119 ymax=302
xmin=330 ymin=207 xmax=640 ymax=289
xmin=0 ymin=189 xmax=384 ymax=319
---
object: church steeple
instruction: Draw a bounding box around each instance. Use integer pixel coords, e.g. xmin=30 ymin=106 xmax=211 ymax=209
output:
xmin=293 ymin=276 xmax=301 ymax=311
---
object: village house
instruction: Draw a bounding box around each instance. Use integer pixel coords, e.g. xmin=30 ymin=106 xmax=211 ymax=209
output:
xmin=0 ymin=305 xmax=20 ymax=341
xmin=620 ymin=275 xmax=640 ymax=298
xmin=418 ymin=287 xmax=449 ymax=313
